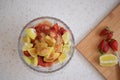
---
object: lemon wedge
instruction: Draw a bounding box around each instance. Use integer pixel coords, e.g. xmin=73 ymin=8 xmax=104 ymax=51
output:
xmin=58 ymin=53 xmax=67 ymax=63
xmin=62 ymin=32 xmax=70 ymax=44
xmin=26 ymin=28 xmax=36 ymax=39
xmin=99 ymin=54 xmax=118 ymax=66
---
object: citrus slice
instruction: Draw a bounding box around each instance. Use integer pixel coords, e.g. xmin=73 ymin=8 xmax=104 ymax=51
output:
xmin=26 ymin=28 xmax=37 ymax=39
xmin=22 ymin=43 xmax=33 ymax=51
xmin=23 ymin=55 xmax=32 ymax=65
xmin=22 ymin=35 xmax=31 ymax=43
xmin=28 ymin=48 xmax=37 ymax=57
xmin=62 ymin=32 xmax=70 ymax=44
xmin=58 ymin=53 xmax=67 ymax=63
xmin=99 ymin=54 xmax=118 ymax=66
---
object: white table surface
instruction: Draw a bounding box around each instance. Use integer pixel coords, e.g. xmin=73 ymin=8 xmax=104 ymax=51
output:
xmin=0 ymin=0 xmax=120 ymax=80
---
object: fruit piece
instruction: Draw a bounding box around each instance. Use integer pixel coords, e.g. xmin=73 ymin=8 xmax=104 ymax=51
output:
xmin=49 ymin=29 xmax=57 ymax=39
xmin=26 ymin=28 xmax=37 ymax=39
xmin=98 ymin=39 xmax=109 ymax=53
xmin=38 ymin=47 xmax=54 ymax=57
xmin=22 ymin=43 xmax=33 ymax=51
xmin=62 ymin=32 xmax=70 ymax=44
xmin=44 ymin=52 xmax=60 ymax=62
xmin=33 ymin=56 xmax=38 ymax=66
xmin=62 ymin=44 xmax=70 ymax=53
xmin=53 ymin=23 xmax=59 ymax=32
xmin=106 ymin=32 xmax=113 ymax=41
xmin=23 ymin=51 xmax=31 ymax=57
xmin=99 ymin=27 xmax=110 ymax=36
xmin=45 ymin=35 xmax=56 ymax=46
xmin=23 ymin=55 xmax=32 ymax=65
xmin=59 ymin=27 xmax=66 ymax=35
xmin=58 ymin=53 xmax=67 ymax=63
xmin=22 ymin=35 xmax=31 ymax=43
xmin=109 ymin=39 xmax=118 ymax=51
xmin=55 ymin=44 xmax=63 ymax=52
xmin=28 ymin=48 xmax=37 ymax=57
xmin=99 ymin=54 xmax=118 ymax=66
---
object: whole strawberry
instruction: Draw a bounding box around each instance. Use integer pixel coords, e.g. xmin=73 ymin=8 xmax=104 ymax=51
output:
xmin=98 ymin=39 xmax=110 ymax=54
xmin=99 ymin=27 xmax=110 ymax=36
xmin=109 ymin=39 xmax=118 ymax=51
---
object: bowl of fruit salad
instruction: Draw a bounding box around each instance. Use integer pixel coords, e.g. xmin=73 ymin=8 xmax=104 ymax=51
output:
xmin=18 ymin=16 xmax=75 ymax=73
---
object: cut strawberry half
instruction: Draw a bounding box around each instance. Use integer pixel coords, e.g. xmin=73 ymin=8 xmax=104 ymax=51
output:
xmin=109 ymin=39 xmax=118 ymax=51
xmin=23 ymin=51 xmax=31 ymax=57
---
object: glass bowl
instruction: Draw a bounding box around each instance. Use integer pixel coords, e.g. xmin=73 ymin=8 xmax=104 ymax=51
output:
xmin=18 ymin=16 xmax=75 ymax=73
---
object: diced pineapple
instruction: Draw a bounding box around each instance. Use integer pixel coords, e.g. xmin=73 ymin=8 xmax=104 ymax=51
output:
xmin=22 ymin=43 xmax=33 ymax=51
xmin=28 ymin=48 xmax=37 ymax=57
xmin=45 ymin=35 xmax=56 ymax=47
xmin=33 ymin=56 xmax=38 ymax=66
xmin=23 ymin=55 xmax=32 ymax=65
xmin=38 ymin=47 xmax=54 ymax=57
xmin=26 ymin=28 xmax=37 ymax=39
xmin=22 ymin=35 xmax=31 ymax=43
xmin=55 ymin=44 xmax=63 ymax=52
xmin=58 ymin=53 xmax=67 ymax=63
xmin=62 ymin=32 xmax=70 ymax=44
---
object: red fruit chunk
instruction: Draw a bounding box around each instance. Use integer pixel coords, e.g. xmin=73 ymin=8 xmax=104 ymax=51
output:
xmin=53 ymin=23 xmax=59 ymax=32
xmin=99 ymin=27 xmax=110 ymax=36
xmin=59 ymin=27 xmax=66 ymax=35
xmin=23 ymin=51 xmax=31 ymax=57
xmin=109 ymin=39 xmax=118 ymax=51
xmin=98 ymin=39 xmax=110 ymax=53
xmin=106 ymin=32 xmax=113 ymax=41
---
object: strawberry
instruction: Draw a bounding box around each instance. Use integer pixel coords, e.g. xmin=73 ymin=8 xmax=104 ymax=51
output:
xmin=106 ymin=32 xmax=113 ymax=41
xmin=99 ymin=27 xmax=110 ymax=36
xmin=98 ymin=39 xmax=110 ymax=53
xmin=59 ymin=27 xmax=66 ymax=35
xmin=23 ymin=51 xmax=31 ymax=57
xmin=53 ymin=23 xmax=59 ymax=32
xmin=109 ymin=39 xmax=118 ymax=51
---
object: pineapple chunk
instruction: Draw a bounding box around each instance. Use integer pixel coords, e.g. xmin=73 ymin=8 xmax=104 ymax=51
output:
xmin=38 ymin=47 xmax=54 ymax=57
xmin=55 ymin=44 xmax=63 ymax=52
xmin=23 ymin=55 xmax=32 ymax=65
xmin=62 ymin=32 xmax=70 ymax=44
xmin=28 ymin=48 xmax=37 ymax=57
xmin=58 ymin=53 xmax=67 ymax=63
xmin=22 ymin=43 xmax=33 ymax=51
xmin=22 ymin=35 xmax=31 ymax=43
xmin=45 ymin=35 xmax=56 ymax=46
xmin=26 ymin=28 xmax=37 ymax=39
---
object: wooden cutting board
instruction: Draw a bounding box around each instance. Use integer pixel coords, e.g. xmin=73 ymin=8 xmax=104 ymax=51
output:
xmin=77 ymin=4 xmax=120 ymax=80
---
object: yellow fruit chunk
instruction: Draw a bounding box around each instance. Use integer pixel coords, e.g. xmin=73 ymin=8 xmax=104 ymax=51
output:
xmin=45 ymin=36 xmax=56 ymax=47
xmin=62 ymin=44 xmax=70 ymax=53
xmin=28 ymin=48 xmax=37 ymax=57
xmin=22 ymin=35 xmax=31 ymax=43
xmin=26 ymin=28 xmax=36 ymax=39
xmin=55 ymin=44 xmax=63 ymax=52
xmin=33 ymin=57 xmax=38 ymax=66
xmin=100 ymin=54 xmax=118 ymax=67
xmin=44 ymin=52 xmax=60 ymax=62
xmin=58 ymin=53 xmax=67 ymax=63
xmin=38 ymin=47 xmax=54 ymax=57
xmin=23 ymin=55 xmax=32 ymax=65
xmin=62 ymin=32 xmax=70 ymax=44
xmin=22 ymin=43 xmax=33 ymax=51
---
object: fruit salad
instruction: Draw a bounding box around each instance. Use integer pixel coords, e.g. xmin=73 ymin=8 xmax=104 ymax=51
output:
xmin=22 ymin=20 xmax=71 ymax=67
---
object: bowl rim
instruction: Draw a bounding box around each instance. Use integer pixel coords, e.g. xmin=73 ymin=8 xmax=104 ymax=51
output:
xmin=18 ymin=16 xmax=75 ymax=73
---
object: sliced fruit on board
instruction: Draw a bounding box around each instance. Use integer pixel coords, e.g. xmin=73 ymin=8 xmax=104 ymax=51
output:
xmin=99 ymin=54 xmax=118 ymax=66
xmin=26 ymin=28 xmax=37 ymax=39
